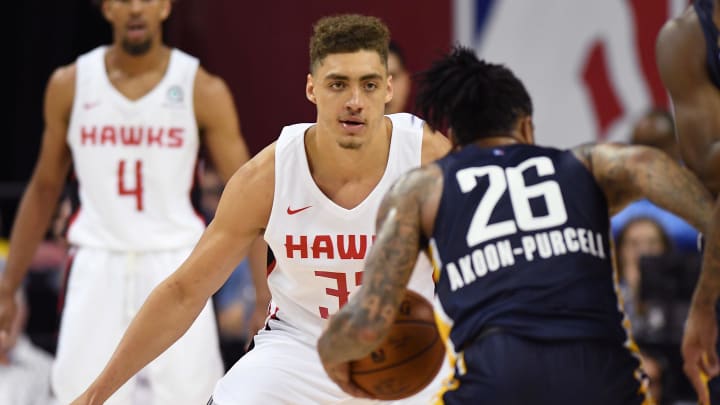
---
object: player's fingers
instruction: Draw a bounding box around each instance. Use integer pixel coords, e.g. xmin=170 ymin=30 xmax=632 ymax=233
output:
xmin=684 ymin=361 xmax=710 ymax=405
xmin=338 ymin=380 xmax=374 ymax=399
xmin=327 ymin=364 xmax=374 ymax=399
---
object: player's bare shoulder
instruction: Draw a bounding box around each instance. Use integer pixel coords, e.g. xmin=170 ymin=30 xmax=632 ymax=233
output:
xmin=45 ymin=63 xmax=77 ymax=117
xmin=192 ymin=66 xmax=236 ymax=126
xmin=420 ymin=123 xmax=451 ymax=165
xmin=656 ymin=7 xmax=707 ymax=86
xmin=221 ymin=141 xmax=277 ymax=229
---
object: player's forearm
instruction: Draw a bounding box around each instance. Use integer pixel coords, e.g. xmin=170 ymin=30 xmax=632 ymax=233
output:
xmin=1 ymin=181 xmax=64 ymax=292
xmin=690 ymin=197 xmax=720 ymax=306
xmin=631 ymin=148 xmax=714 ymax=233
xmin=84 ymin=277 xmax=208 ymax=402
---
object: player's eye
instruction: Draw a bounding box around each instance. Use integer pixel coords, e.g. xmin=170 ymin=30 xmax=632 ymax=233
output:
xmin=364 ymin=82 xmax=378 ymax=91
xmin=330 ymin=82 xmax=346 ymax=90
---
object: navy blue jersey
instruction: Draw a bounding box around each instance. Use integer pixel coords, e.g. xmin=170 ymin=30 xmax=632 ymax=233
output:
xmin=694 ymin=0 xmax=720 ymax=88
xmin=430 ymin=144 xmax=628 ymax=351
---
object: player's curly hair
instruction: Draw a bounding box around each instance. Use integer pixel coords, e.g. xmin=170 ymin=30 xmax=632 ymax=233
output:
xmin=416 ymin=46 xmax=533 ymax=146
xmin=309 ymin=14 xmax=390 ymax=73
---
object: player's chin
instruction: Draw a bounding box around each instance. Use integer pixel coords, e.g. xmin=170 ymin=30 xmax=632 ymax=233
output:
xmin=337 ymin=137 xmax=364 ymax=150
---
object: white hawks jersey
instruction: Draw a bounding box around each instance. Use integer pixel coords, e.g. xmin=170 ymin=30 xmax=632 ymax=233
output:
xmin=264 ymin=113 xmax=436 ymax=342
xmin=66 ymin=46 xmax=205 ymax=251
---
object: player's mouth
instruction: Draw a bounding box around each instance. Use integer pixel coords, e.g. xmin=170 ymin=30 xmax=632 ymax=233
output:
xmin=339 ymin=118 xmax=366 ymax=134
xmin=126 ymin=21 xmax=148 ymax=41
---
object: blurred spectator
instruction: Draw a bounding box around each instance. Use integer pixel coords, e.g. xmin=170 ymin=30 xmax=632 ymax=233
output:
xmin=385 ymin=40 xmax=411 ymax=114
xmin=615 ymin=217 xmax=671 ymax=333
xmin=616 ymin=216 xmax=702 ymax=404
xmin=0 ymin=266 xmax=55 ymax=405
xmin=612 ymin=109 xmax=699 ymax=252
xmin=198 ymin=162 xmax=255 ymax=370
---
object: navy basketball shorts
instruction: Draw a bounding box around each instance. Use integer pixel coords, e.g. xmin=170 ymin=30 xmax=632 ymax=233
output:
xmin=442 ymin=332 xmax=650 ymax=405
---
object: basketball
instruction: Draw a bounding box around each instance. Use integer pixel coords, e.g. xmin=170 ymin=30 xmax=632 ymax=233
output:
xmin=349 ymin=289 xmax=446 ymax=400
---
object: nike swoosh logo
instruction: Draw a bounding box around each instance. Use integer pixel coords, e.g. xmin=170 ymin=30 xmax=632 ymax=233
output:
xmin=287 ymin=205 xmax=312 ymax=215
xmin=83 ymin=101 xmax=101 ymax=110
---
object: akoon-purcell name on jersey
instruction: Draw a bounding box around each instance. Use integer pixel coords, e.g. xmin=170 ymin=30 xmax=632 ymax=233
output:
xmin=445 ymin=226 xmax=606 ymax=292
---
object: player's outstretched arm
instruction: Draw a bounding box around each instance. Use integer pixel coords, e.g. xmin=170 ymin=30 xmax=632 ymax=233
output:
xmin=194 ymin=67 xmax=251 ymax=182
xmin=317 ymin=163 xmax=443 ymax=397
xmin=0 ymin=65 xmax=73 ymax=351
xmin=575 ymin=143 xmax=713 ymax=229
xmin=72 ymin=145 xmax=275 ymax=405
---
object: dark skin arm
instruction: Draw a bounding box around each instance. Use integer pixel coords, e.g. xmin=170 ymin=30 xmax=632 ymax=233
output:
xmin=575 ymin=142 xmax=720 ymax=404
xmin=0 ymin=65 xmax=73 ymax=351
xmin=317 ymin=164 xmax=444 ymax=397
xmin=572 ymin=143 xmax=713 ymax=229
xmin=657 ymin=12 xmax=720 ymax=404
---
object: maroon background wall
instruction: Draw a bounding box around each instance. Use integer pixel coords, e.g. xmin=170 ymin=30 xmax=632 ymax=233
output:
xmin=168 ymin=1 xmax=453 ymax=154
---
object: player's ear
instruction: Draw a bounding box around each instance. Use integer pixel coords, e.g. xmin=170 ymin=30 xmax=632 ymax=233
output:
xmin=101 ymin=0 xmax=112 ymax=21
xmin=306 ymin=74 xmax=317 ymax=105
xmin=160 ymin=0 xmax=172 ymax=21
xmin=519 ymin=116 xmax=535 ymax=145
xmin=385 ymin=74 xmax=394 ymax=104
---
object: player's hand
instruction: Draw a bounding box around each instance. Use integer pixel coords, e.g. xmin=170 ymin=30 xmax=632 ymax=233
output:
xmin=682 ymin=303 xmax=720 ymax=405
xmin=320 ymin=360 xmax=374 ymax=399
xmin=0 ymin=287 xmax=18 ymax=353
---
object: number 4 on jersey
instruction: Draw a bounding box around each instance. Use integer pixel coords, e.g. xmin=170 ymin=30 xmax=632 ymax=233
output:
xmin=117 ymin=159 xmax=144 ymax=211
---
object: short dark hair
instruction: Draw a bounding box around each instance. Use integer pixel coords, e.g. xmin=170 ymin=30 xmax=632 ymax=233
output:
xmin=309 ymin=14 xmax=390 ymax=73
xmin=416 ymin=46 xmax=533 ymax=145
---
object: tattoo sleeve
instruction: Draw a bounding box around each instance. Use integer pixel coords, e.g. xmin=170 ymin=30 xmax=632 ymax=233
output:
xmin=317 ymin=165 xmax=443 ymax=363
xmin=591 ymin=143 xmax=714 ymax=231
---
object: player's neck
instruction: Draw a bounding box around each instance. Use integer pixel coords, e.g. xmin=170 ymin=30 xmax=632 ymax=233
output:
xmin=105 ymin=42 xmax=170 ymax=76
xmin=472 ymin=134 xmax=526 ymax=148
xmin=307 ymin=119 xmax=391 ymax=182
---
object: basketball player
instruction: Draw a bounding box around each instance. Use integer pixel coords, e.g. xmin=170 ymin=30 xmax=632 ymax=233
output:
xmin=68 ymin=14 xmax=451 ymax=405
xmin=318 ymin=47 xmax=718 ymax=405
xmin=0 ymin=0 xmax=249 ymax=403
xmin=656 ymin=1 xmax=720 ymax=402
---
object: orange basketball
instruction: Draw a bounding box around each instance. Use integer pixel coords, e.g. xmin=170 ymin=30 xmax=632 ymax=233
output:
xmin=349 ymin=289 xmax=446 ymax=400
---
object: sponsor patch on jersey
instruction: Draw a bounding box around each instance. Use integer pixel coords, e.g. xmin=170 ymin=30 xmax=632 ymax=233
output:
xmin=165 ymin=85 xmax=184 ymax=107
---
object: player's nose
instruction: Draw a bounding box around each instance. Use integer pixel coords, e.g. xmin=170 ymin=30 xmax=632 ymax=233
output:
xmin=345 ymin=86 xmax=364 ymax=111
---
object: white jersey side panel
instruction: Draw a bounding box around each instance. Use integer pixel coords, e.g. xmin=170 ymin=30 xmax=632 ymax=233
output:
xmin=264 ymin=113 xmax=435 ymax=341
xmin=66 ymin=46 xmax=205 ymax=251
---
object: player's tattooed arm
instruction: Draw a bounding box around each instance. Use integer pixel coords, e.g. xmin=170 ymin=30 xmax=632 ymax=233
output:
xmin=573 ymin=142 xmax=714 ymax=230
xmin=318 ymin=164 xmax=443 ymax=364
